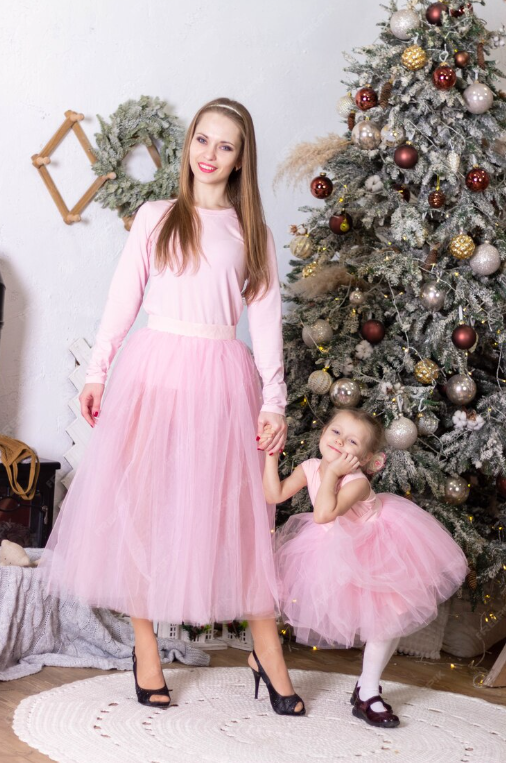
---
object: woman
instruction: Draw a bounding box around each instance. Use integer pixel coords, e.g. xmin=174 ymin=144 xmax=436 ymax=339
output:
xmin=39 ymin=97 xmax=304 ymax=716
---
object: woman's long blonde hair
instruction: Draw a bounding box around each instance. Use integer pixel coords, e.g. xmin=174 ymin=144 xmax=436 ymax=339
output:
xmin=154 ymin=97 xmax=270 ymax=303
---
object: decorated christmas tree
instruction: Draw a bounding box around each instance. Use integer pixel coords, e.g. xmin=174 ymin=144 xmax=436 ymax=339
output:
xmin=277 ymin=0 xmax=506 ymax=599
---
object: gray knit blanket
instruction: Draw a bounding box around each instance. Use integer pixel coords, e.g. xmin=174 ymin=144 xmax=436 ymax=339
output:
xmin=0 ymin=549 xmax=210 ymax=681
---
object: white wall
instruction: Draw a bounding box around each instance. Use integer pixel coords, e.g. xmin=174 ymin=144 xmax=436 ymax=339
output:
xmin=0 ymin=0 xmax=504 ymax=503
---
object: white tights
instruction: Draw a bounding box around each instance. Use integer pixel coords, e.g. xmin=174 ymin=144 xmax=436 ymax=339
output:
xmin=358 ymin=637 xmax=400 ymax=712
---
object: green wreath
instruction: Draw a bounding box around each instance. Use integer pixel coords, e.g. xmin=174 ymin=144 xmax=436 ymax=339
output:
xmin=92 ymin=95 xmax=184 ymax=219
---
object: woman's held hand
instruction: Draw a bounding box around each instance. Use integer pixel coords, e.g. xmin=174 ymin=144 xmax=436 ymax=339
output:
xmin=79 ymin=383 xmax=105 ymax=427
xmin=256 ymin=412 xmax=287 ymax=455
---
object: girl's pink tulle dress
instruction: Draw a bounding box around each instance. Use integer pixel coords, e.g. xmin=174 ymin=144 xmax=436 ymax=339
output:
xmin=275 ymin=459 xmax=468 ymax=647
xmin=39 ymin=200 xmax=286 ymax=624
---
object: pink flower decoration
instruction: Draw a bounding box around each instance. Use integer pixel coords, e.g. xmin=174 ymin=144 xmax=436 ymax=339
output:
xmin=366 ymin=451 xmax=387 ymax=474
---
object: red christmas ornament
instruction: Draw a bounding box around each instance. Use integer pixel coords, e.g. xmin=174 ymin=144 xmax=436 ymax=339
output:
xmin=432 ymin=63 xmax=457 ymax=90
xmin=426 ymin=2 xmax=449 ymax=25
xmin=451 ymin=3 xmax=473 ymax=17
xmin=451 ymin=324 xmax=477 ymax=350
xmin=454 ymin=50 xmax=470 ymax=68
xmin=310 ymin=172 xmax=334 ymax=199
xmin=329 ymin=212 xmax=353 ymax=235
xmin=428 ymin=189 xmax=446 ymax=208
xmin=394 ymin=144 xmax=419 ymax=169
xmin=360 ymin=319 xmax=385 ymax=344
xmin=465 ymin=167 xmax=490 ymax=192
xmin=393 ymin=183 xmax=411 ymax=202
xmin=497 ymin=475 xmax=506 ymax=498
xmin=355 ymin=87 xmax=378 ymax=111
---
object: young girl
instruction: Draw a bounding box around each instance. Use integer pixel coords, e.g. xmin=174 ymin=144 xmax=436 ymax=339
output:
xmin=39 ymin=98 xmax=304 ymax=716
xmin=262 ymin=408 xmax=468 ymax=728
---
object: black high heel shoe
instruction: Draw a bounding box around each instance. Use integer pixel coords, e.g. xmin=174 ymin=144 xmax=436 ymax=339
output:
xmin=132 ymin=647 xmax=172 ymax=709
xmin=250 ymin=649 xmax=305 ymax=716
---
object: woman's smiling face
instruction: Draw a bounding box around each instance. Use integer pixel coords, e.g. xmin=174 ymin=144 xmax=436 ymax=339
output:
xmin=189 ymin=111 xmax=242 ymax=190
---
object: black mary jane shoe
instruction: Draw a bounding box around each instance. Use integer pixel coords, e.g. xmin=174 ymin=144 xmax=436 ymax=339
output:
xmin=132 ymin=647 xmax=172 ymax=709
xmin=250 ymin=649 xmax=306 ymax=716
xmin=350 ymin=681 xmax=392 ymax=711
xmin=352 ymin=694 xmax=400 ymax=728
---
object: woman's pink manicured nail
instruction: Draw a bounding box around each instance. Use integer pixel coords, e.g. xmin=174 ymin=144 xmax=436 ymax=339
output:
xmin=93 ymin=411 xmax=99 ymax=417
xmin=256 ymin=436 xmax=260 ymax=441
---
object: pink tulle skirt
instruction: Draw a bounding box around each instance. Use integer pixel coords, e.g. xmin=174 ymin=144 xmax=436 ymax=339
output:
xmin=39 ymin=324 xmax=278 ymax=624
xmin=275 ymin=494 xmax=468 ymax=647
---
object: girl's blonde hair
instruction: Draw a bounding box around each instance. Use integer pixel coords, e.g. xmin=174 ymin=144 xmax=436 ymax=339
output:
xmin=323 ymin=408 xmax=385 ymax=455
xmin=153 ymin=97 xmax=270 ymax=303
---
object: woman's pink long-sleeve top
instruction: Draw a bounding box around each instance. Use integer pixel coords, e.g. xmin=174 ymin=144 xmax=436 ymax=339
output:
xmin=84 ymin=199 xmax=287 ymax=415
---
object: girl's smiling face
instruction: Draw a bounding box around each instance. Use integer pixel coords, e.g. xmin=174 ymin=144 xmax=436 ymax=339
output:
xmin=189 ymin=111 xmax=242 ymax=189
xmin=320 ymin=411 xmax=373 ymax=466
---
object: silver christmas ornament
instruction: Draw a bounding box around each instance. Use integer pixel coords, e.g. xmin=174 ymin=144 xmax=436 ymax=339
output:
xmin=308 ymin=369 xmax=333 ymax=395
xmin=329 ymin=378 xmax=361 ymax=408
xmin=385 ymin=416 xmax=418 ymax=449
xmin=416 ymin=411 xmax=439 ymax=436
xmin=447 ymin=150 xmax=460 ymax=173
xmin=380 ymin=123 xmax=406 ymax=147
xmin=446 ymin=374 xmax=477 ymax=405
xmin=390 ymin=8 xmax=420 ymax=40
xmin=352 ymin=121 xmax=382 ymax=150
xmin=444 ymin=476 xmax=470 ymax=505
xmin=420 ymin=281 xmax=446 ymax=311
xmin=463 ymin=82 xmax=494 ymax=114
xmin=302 ymin=320 xmax=334 ymax=347
xmin=337 ymin=94 xmax=355 ymax=119
xmin=349 ymin=288 xmax=366 ymax=306
xmin=469 ymin=242 xmax=501 ymax=276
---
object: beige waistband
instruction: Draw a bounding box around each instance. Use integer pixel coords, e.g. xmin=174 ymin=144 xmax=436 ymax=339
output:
xmin=147 ymin=314 xmax=236 ymax=340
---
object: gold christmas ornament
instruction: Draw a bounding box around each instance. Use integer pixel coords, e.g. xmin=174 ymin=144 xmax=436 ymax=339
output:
xmin=414 ymin=359 xmax=439 ymax=385
xmin=289 ymin=234 xmax=313 ymax=260
xmin=302 ymin=319 xmax=334 ymax=347
xmin=307 ymin=369 xmax=333 ymax=395
xmin=401 ymin=44 xmax=428 ymax=71
xmin=329 ymin=378 xmax=362 ymax=408
xmin=449 ymin=234 xmax=475 ymax=260
xmin=444 ymin=476 xmax=470 ymax=505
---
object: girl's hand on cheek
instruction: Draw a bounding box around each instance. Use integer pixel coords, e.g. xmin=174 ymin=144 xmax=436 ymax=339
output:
xmin=328 ymin=452 xmax=360 ymax=477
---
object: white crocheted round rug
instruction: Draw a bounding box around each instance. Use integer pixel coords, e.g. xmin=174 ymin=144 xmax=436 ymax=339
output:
xmin=13 ymin=668 xmax=505 ymax=763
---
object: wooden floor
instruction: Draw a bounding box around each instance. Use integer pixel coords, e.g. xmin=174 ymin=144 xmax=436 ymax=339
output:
xmin=1 ymin=640 xmax=505 ymax=763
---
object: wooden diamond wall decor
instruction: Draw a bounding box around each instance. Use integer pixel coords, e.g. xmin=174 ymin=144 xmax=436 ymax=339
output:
xmin=31 ymin=110 xmax=115 ymax=225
